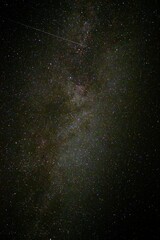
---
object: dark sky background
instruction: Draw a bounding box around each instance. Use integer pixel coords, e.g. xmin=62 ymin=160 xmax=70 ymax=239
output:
xmin=0 ymin=0 xmax=160 ymax=239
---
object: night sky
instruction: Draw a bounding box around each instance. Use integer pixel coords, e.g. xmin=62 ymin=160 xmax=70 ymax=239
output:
xmin=0 ymin=0 xmax=159 ymax=239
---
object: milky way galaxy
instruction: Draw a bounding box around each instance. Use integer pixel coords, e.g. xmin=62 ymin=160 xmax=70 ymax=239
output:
xmin=1 ymin=1 xmax=159 ymax=239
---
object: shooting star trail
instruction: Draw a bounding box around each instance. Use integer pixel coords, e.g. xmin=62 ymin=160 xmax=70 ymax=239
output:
xmin=2 ymin=17 xmax=85 ymax=47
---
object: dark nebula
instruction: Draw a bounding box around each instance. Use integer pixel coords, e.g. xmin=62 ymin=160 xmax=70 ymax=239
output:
xmin=0 ymin=0 xmax=159 ymax=239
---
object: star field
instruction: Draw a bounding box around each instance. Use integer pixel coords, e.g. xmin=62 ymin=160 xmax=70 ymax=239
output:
xmin=0 ymin=0 xmax=159 ymax=239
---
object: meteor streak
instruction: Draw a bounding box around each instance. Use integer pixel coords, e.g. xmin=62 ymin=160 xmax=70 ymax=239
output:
xmin=2 ymin=17 xmax=85 ymax=47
